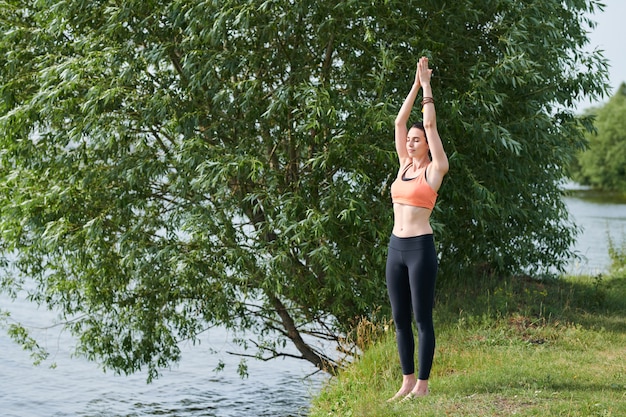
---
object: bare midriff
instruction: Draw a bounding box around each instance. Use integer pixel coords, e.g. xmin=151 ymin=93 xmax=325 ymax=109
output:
xmin=392 ymin=203 xmax=433 ymax=237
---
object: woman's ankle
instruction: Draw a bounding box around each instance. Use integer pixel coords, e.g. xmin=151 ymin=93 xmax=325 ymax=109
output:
xmin=412 ymin=379 xmax=429 ymax=395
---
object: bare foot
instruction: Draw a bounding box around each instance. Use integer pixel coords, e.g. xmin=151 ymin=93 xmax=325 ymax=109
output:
xmin=403 ymin=379 xmax=429 ymax=400
xmin=400 ymin=389 xmax=429 ymax=402
xmin=386 ymin=378 xmax=416 ymax=402
xmin=387 ymin=388 xmax=412 ymax=402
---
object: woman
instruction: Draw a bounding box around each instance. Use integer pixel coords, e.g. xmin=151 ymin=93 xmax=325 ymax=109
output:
xmin=386 ymin=56 xmax=448 ymax=401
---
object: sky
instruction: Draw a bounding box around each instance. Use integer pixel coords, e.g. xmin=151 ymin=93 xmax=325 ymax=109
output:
xmin=574 ymin=0 xmax=626 ymax=112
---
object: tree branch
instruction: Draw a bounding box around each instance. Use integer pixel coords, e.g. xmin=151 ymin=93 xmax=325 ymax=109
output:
xmin=265 ymin=292 xmax=339 ymax=374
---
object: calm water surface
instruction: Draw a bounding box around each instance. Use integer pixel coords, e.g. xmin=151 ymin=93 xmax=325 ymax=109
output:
xmin=0 ymin=295 xmax=325 ymax=417
xmin=1 ymin=189 xmax=624 ymax=417
xmin=563 ymin=187 xmax=626 ymax=274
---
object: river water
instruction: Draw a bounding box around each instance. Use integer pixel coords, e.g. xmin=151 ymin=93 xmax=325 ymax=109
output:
xmin=563 ymin=186 xmax=626 ymax=274
xmin=1 ymin=189 xmax=625 ymax=417
xmin=0 ymin=295 xmax=326 ymax=417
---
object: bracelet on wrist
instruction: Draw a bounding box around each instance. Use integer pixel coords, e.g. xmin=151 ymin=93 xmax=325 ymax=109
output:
xmin=421 ymin=97 xmax=434 ymax=112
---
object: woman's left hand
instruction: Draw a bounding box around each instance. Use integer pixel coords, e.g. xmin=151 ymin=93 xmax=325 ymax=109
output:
xmin=418 ymin=57 xmax=433 ymax=87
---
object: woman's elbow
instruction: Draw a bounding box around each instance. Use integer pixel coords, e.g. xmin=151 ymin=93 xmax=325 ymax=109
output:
xmin=423 ymin=120 xmax=436 ymax=130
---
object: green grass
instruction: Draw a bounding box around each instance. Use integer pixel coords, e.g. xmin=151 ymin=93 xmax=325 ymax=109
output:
xmin=309 ymin=266 xmax=626 ymax=416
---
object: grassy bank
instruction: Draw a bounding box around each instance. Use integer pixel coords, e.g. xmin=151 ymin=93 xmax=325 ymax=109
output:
xmin=309 ymin=263 xmax=626 ymax=416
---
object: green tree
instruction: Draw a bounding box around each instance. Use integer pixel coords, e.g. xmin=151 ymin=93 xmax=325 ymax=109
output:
xmin=571 ymin=83 xmax=626 ymax=192
xmin=0 ymin=0 xmax=608 ymax=380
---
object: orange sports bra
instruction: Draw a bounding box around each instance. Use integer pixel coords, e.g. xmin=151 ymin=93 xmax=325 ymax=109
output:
xmin=390 ymin=162 xmax=438 ymax=210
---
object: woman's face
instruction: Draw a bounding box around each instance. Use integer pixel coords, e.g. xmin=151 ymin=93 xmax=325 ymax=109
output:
xmin=406 ymin=127 xmax=429 ymax=157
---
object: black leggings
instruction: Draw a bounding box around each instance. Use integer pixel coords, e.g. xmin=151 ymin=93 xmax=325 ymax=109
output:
xmin=386 ymin=234 xmax=438 ymax=379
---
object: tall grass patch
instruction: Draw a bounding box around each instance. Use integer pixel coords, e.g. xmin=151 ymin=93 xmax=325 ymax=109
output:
xmin=310 ymin=262 xmax=626 ymax=417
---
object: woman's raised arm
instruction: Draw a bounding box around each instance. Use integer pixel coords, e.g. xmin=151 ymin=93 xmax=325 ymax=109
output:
xmin=394 ymin=63 xmax=420 ymax=163
xmin=418 ymin=57 xmax=448 ymax=190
